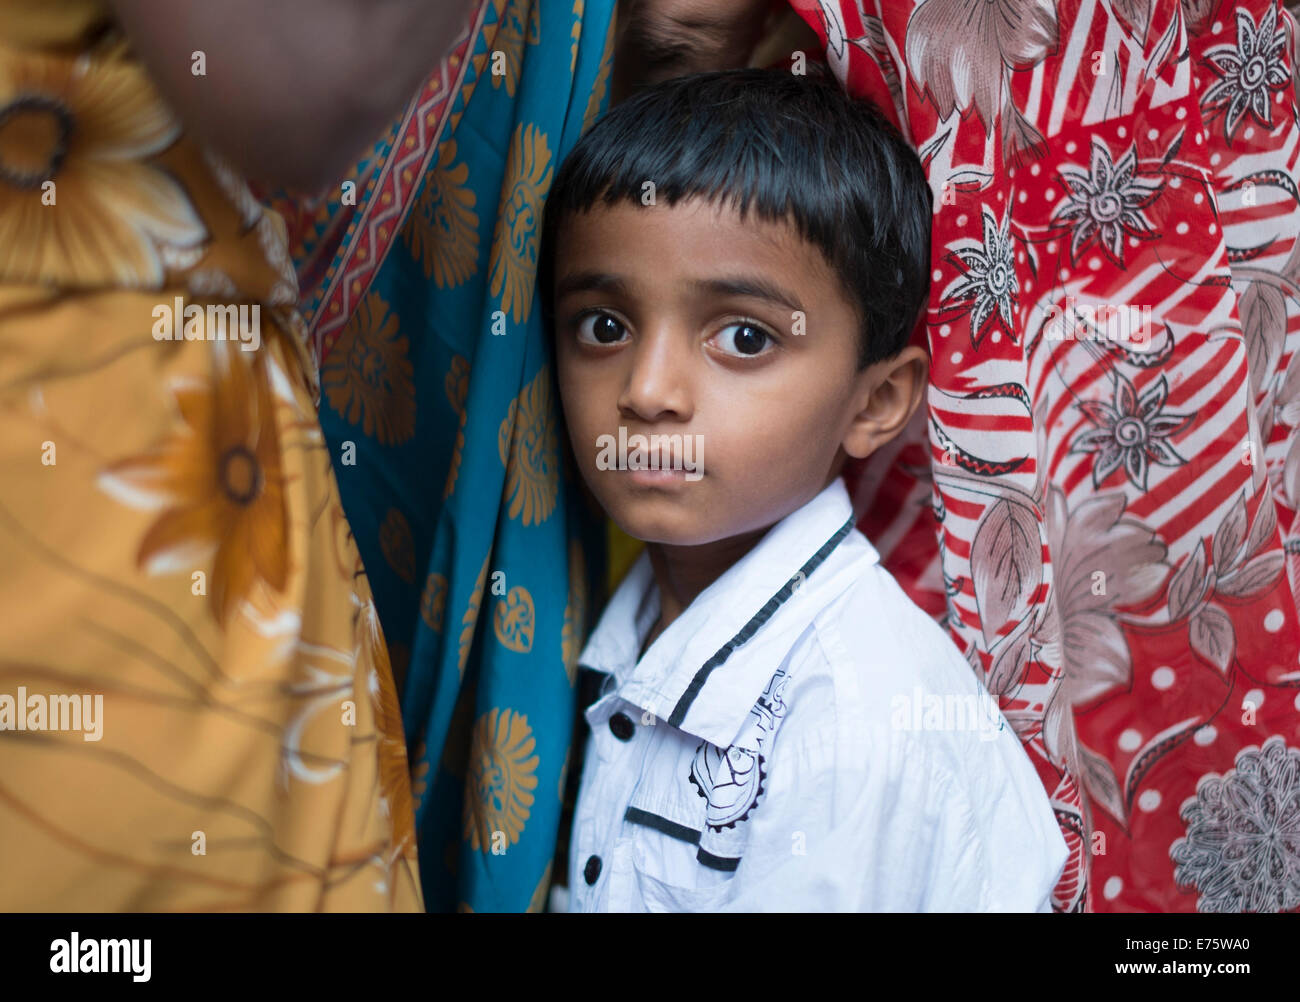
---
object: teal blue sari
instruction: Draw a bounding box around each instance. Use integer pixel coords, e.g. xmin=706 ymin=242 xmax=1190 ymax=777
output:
xmin=270 ymin=0 xmax=616 ymax=911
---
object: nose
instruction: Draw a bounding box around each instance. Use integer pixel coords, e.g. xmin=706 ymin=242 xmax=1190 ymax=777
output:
xmin=616 ymin=324 xmax=692 ymax=424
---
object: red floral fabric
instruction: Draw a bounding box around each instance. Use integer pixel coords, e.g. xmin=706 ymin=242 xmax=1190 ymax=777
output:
xmin=792 ymin=0 xmax=1300 ymax=911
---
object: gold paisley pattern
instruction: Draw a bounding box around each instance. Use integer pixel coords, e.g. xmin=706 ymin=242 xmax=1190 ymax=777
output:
xmin=493 ymin=584 xmax=535 ymax=653
xmin=322 ymin=290 xmax=416 ymax=446
xmin=497 ymin=364 xmax=559 ymax=525
xmin=489 ymin=2 xmax=521 ymax=96
xmin=404 ymin=138 xmax=478 ymax=288
xmin=444 ymin=410 xmax=469 ymax=502
xmin=527 ymin=860 xmax=552 ymax=913
xmin=489 ymin=121 xmax=553 ymax=323
xmin=446 ymin=354 xmax=470 ymax=412
xmin=570 ymin=0 xmax=584 ymax=72
xmin=0 ymin=45 xmax=207 ymax=287
xmin=443 ymin=355 xmax=470 ymax=500
xmin=420 ymin=571 xmax=448 ymax=631
xmin=582 ymin=12 xmax=617 ymax=134
xmin=490 ymin=0 xmax=535 ymax=98
xmin=463 ymin=707 xmax=539 ymax=852
xmin=561 ymin=536 xmax=587 ymax=684
xmin=379 ymin=507 xmax=415 ymax=583
xmin=458 ymin=552 xmax=491 ymax=678
xmin=410 ymin=738 xmax=430 ymax=817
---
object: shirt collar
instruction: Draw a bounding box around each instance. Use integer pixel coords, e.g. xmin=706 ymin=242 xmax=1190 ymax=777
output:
xmin=577 ymin=478 xmax=874 ymax=748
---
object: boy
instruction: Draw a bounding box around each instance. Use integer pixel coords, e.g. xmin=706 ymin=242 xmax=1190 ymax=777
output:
xmin=538 ymin=67 xmax=1067 ymax=911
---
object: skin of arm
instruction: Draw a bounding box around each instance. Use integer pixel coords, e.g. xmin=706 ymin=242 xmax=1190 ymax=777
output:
xmin=108 ymin=0 xmax=476 ymax=191
xmin=611 ymin=0 xmax=778 ymax=104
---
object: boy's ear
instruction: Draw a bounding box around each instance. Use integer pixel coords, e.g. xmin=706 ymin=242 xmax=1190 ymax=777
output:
xmin=841 ymin=345 xmax=929 ymax=460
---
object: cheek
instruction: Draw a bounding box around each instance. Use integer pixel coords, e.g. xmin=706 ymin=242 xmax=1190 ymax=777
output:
xmin=701 ymin=375 xmax=850 ymax=469
xmin=556 ymin=351 xmax=591 ymax=419
xmin=556 ymin=359 xmax=614 ymax=457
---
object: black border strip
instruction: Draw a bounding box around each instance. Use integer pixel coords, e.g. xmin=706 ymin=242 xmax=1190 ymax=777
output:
xmin=696 ymin=847 xmax=741 ymax=872
xmin=624 ymin=807 xmax=701 ymax=845
xmin=667 ymin=514 xmax=856 ymax=728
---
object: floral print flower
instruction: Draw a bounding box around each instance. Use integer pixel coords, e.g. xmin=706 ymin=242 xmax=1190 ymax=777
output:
xmin=0 ymin=50 xmax=206 ymax=286
xmin=942 ymin=205 xmax=1019 ymax=348
xmin=1170 ymin=736 xmax=1300 ymax=913
xmin=905 ymin=0 xmax=1058 ymax=127
xmin=1038 ymin=486 xmax=1168 ymax=825
xmin=98 ymin=344 xmax=289 ymax=628
xmin=1201 ymin=6 xmax=1290 ymax=142
xmin=1050 ymin=137 xmax=1161 ymax=267
xmin=1070 ymin=372 xmax=1192 ymax=491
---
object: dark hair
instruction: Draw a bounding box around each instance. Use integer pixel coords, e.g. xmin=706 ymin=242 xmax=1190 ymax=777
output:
xmin=538 ymin=66 xmax=932 ymax=369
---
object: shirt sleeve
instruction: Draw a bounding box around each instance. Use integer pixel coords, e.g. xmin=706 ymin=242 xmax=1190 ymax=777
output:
xmin=702 ymin=724 xmax=1065 ymax=912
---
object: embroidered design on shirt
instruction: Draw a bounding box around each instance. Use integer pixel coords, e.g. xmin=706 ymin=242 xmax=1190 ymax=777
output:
xmin=688 ymin=666 xmax=790 ymax=832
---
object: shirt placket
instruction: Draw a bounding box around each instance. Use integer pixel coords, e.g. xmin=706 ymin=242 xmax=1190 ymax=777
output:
xmin=571 ymin=681 xmax=656 ymax=911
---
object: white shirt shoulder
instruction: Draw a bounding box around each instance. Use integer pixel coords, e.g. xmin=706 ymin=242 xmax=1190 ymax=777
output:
xmin=707 ymin=551 xmax=1068 ymax=912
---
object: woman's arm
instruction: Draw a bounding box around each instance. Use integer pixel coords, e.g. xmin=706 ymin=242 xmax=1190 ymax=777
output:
xmin=108 ymin=0 xmax=475 ymax=190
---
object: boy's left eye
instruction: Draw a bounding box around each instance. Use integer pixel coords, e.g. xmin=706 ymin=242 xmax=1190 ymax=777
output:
xmin=710 ymin=322 xmax=773 ymax=358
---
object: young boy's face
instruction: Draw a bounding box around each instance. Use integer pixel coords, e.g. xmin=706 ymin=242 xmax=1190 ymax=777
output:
xmin=552 ymin=196 xmax=919 ymax=548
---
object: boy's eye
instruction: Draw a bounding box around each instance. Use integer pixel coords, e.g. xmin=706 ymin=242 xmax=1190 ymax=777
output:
xmin=711 ymin=322 xmax=772 ymax=358
xmin=576 ymin=312 xmax=628 ymax=345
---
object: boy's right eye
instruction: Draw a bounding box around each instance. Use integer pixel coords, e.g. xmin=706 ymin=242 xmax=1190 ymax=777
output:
xmin=576 ymin=311 xmax=629 ymax=345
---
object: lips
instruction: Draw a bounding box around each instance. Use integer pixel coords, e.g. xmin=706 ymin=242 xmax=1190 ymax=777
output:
xmin=643 ymin=448 xmax=681 ymax=468
xmin=594 ymin=427 xmax=705 ymax=480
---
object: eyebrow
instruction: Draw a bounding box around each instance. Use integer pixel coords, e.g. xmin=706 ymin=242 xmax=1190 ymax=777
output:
xmin=689 ymin=276 xmax=805 ymax=314
xmin=554 ymin=270 xmax=632 ymax=300
xmin=553 ymin=270 xmax=807 ymax=313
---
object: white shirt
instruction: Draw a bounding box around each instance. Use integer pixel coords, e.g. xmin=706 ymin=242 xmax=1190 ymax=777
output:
xmin=562 ymin=478 xmax=1067 ymax=912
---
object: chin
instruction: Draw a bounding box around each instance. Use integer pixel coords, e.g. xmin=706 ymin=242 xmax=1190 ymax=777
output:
xmin=603 ymin=504 xmax=713 ymax=548
xmin=613 ymin=504 xmax=765 ymax=549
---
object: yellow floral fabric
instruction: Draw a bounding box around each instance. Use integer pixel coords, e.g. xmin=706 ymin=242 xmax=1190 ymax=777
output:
xmin=0 ymin=0 xmax=418 ymax=910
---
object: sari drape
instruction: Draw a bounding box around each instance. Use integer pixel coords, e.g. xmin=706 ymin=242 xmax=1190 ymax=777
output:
xmin=261 ymin=0 xmax=617 ymax=911
xmin=795 ymin=0 xmax=1300 ymax=912
xmin=0 ymin=0 xmax=419 ymax=910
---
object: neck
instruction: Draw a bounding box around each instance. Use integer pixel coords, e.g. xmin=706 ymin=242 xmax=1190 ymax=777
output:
xmin=642 ymin=526 xmax=768 ymax=644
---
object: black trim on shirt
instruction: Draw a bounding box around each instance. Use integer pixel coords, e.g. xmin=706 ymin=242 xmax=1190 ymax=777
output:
xmin=695 ymin=848 xmax=741 ymax=872
xmin=625 ymin=808 xmax=745 ymax=873
xmin=667 ymin=514 xmax=856 ymax=729
xmin=624 ymin=806 xmax=701 ymax=845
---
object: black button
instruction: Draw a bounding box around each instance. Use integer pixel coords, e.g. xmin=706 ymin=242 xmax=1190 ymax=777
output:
xmin=584 ymin=854 xmax=602 ymax=885
xmin=608 ymin=712 xmax=635 ymax=741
